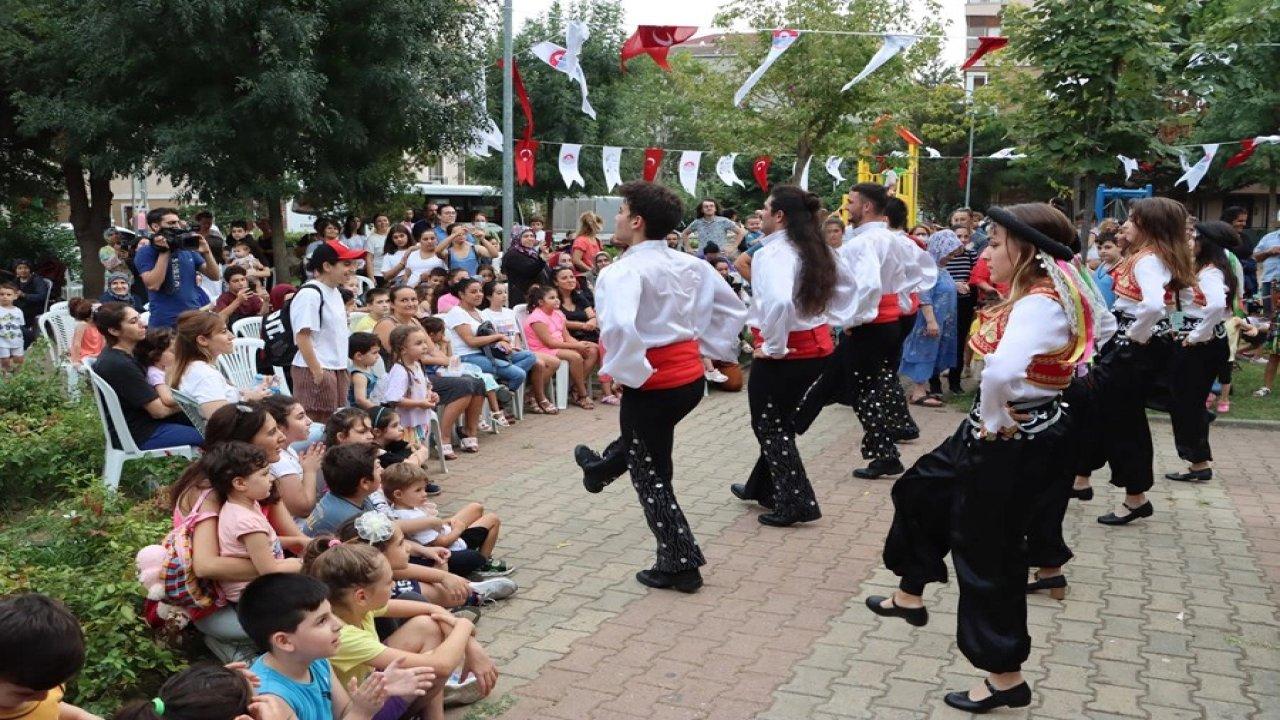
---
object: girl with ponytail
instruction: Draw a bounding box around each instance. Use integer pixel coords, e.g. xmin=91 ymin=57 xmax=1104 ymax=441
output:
xmin=731 ymin=185 xmax=880 ymax=527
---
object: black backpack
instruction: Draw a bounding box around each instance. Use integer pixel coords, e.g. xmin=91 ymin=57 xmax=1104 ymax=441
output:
xmin=261 ymin=283 xmax=324 ymax=370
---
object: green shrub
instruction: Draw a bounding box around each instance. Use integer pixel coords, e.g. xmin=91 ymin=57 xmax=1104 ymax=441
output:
xmin=0 ymin=490 xmax=185 ymax=715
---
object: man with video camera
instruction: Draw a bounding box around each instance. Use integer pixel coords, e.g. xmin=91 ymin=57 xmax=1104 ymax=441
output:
xmin=133 ymin=207 xmax=222 ymax=328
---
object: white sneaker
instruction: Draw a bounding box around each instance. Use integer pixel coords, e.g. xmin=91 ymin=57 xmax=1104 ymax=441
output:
xmin=471 ymin=577 xmax=518 ymax=603
xmin=443 ymin=674 xmax=484 ymax=707
xmin=705 ymin=368 xmax=730 ymax=384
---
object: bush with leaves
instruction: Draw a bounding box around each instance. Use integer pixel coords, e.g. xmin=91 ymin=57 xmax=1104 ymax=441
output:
xmin=0 ymin=353 xmax=102 ymax=500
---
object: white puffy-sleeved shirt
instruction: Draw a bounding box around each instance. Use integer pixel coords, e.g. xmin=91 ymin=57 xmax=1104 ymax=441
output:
xmin=978 ymin=294 xmax=1071 ymax=434
xmin=839 ymin=221 xmax=929 ymax=320
xmin=896 ymin=231 xmax=938 ymax=313
xmin=596 ymin=239 xmax=748 ymax=389
xmin=1180 ymin=265 xmax=1228 ymax=345
xmin=1112 ymin=254 xmax=1171 ymax=344
xmin=748 ymin=230 xmax=879 ymax=356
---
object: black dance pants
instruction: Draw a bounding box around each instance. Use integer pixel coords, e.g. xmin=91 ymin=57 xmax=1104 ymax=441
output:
xmin=1168 ymin=335 xmax=1228 ymax=464
xmin=839 ymin=322 xmax=903 ymax=461
xmin=882 ymin=408 xmax=1071 ymax=673
xmin=1024 ymin=376 xmax=1095 ymax=570
xmin=742 ymin=356 xmax=827 ymax=515
xmin=619 ymin=379 xmax=707 ymax=572
xmin=1083 ymin=335 xmax=1173 ymax=494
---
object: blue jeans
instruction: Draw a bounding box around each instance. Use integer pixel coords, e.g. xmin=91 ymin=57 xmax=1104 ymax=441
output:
xmin=462 ymin=351 xmax=536 ymax=391
xmin=141 ymin=422 xmax=204 ymax=450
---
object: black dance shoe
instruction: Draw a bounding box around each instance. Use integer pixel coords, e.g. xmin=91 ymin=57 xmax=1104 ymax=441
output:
xmin=1071 ymin=486 xmax=1094 ymax=501
xmin=943 ymin=680 xmax=1032 ymax=713
xmin=1097 ymin=501 xmax=1154 ymax=526
xmin=864 ymin=595 xmax=928 ymax=627
xmin=758 ymin=507 xmax=822 ymax=527
xmin=893 ymin=428 xmax=920 ymax=442
xmin=730 ymin=483 xmax=775 ymax=509
xmin=1164 ymin=468 xmax=1213 ymax=482
xmin=1026 ymin=572 xmax=1068 ymax=600
xmin=853 ymin=458 xmax=905 ymax=479
xmin=575 ymin=441 xmax=627 ymax=494
xmin=635 ymin=567 xmax=703 ymax=593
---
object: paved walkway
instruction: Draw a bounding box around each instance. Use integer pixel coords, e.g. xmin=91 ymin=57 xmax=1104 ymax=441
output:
xmin=436 ymin=388 xmax=1280 ymax=719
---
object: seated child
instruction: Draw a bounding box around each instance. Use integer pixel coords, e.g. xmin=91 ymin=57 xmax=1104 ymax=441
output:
xmin=380 ymin=325 xmax=447 ymax=450
xmin=113 ymin=664 xmax=265 ymax=720
xmin=353 ymin=289 xmax=391 ymax=334
xmin=212 ymin=442 xmax=302 ymax=601
xmin=368 ymin=407 xmax=434 ymax=479
xmin=380 ymin=464 xmax=511 ymax=580
xmin=324 ymin=407 xmax=374 ymax=446
xmin=238 ymin=573 xmax=433 ymax=720
xmin=68 ymin=298 xmax=103 ymax=368
xmin=302 ymin=541 xmax=497 ymax=715
xmin=304 ymin=443 xmax=382 ymax=538
xmin=0 ymin=593 xmax=100 ymax=720
xmin=349 ymin=332 xmax=382 ymax=410
xmin=261 ymin=394 xmax=325 ymax=518
xmin=134 ymin=327 xmax=178 ymax=410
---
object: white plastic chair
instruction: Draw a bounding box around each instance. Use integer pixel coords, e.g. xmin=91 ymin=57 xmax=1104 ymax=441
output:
xmin=273 ymin=365 xmax=291 ymax=392
xmin=85 ymin=365 xmax=197 ymax=491
xmin=427 ymin=411 xmax=448 ymax=474
xmin=170 ymin=389 xmax=209 ymax=436
xmin=46 ymin=299 xmax=68 ymax=317
xmin=217 ymin=338 xmax=264 ymax=391
xmin=231 ymin=316 xmax=262 ymax=339
xmin=512 ymin=303 xmax=570 ymax=410
xmin=354 ymin=275 xmax=375 ymax=295
xmin=38 ymin=309 xmax=80 ymax=400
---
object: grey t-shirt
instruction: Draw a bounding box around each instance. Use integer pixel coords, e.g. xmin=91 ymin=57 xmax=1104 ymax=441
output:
xmin=687 ymin=216 xmax=738 ymax=247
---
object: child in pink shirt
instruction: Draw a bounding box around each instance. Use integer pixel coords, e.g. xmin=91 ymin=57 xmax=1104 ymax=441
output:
xmin=521 ymin=284 xmax=599 ymax=410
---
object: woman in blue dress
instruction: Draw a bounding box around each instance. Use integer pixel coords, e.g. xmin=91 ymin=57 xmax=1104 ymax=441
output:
xmin=899 ymin=230 xmax=963 ymax=407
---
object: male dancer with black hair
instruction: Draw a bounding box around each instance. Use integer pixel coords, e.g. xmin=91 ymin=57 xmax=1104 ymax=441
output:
xmin=574 ymin=182 xmax=747 ymax=592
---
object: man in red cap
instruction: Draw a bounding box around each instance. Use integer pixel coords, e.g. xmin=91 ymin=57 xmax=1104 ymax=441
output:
xmin=291 ymin=240 xmax=367 ymax=420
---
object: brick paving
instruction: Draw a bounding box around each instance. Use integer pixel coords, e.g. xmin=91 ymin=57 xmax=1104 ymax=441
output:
xmin=433 ymin=387 xmax=1280 ymax=719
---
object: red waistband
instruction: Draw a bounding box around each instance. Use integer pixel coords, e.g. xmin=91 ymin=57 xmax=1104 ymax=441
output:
xmin=749 ymin=325 xmax=834 ymax=360
xmin=642 ymin=339 xmax=703 ymax=390
xmin=873 ymin=293 xmax=901 ymax=324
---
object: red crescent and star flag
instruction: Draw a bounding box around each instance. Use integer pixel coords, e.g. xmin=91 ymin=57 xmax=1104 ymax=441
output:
xmin=752 ymin=155 xmax=772 ymax=192
xmin=621 ymin=25 xmax=698 ymax=72
xmin=961 ymin=36 xmax=1009 ymax=71
xmin=643 ymin=147 xmax=665 ymax=181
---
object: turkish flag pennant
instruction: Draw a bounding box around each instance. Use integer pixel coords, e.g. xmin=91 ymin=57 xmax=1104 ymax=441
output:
xmin=497 ymin=59 xmax=534 ymax=142
xmin=961 ymin=36 xmax=1009 ymax=71
xmin=1226 ymin=138 xmax=1258 ymax=169
xmin=752 ymin=155 xmax=772 ymax=192
xmin=643 ymin=147 xmax=664 ymax=181
xmin=516 ymin=139 xmax=539 ymax=186
xmin=957 ymin=154 xmax=971 ymax=189
xmin=621 ymin=26 xmax=698 ymax=72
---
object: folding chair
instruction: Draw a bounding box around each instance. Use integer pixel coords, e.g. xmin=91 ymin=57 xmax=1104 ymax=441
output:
xmin=85 ymin=365 xmax=198 ymax=491
xmin=217 ymin=338 xmax=264 ymax=391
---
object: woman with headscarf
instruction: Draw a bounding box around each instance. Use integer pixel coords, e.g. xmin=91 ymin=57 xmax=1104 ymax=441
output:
xmin=500 ymin=228 xmax=551 ymax=308
xmin=898 ymin=231 xmax=963 ymax=407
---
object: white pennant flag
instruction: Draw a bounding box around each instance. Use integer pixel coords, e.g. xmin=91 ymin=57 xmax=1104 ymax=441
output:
xmin=842 ymin=34 xmax=919 ymax=91
xmin=1116 ymin=155 xmax=1138 ymax=182
xmin=1256 ymin=135 xmax=1280 ymax=145
xmin=734 ymin=29 xmax=800 ymax=107
xmin=1178 ymin=151 xmax=1191 ymax=173
xmin=989 ymin=147 xmax=1025 ymax=159
xmin=716 ymin=154 xmax=744 ymax=187
xmin=824 ymin=156 xmax=845 ymax=184
xmin=798 ymin=156 xmax=812 ymax=191
xmin=925 ymin=147 xmax=941 ymax=158
xmin=558 ymin=143 xmax=585 ymax=189
xmin=469 ymin=116 xmax=503 ymax=158
xmin=530 ymin=20 xmax=596 ymax=119
xmin=1175 ymin=144 xmax=1219 ymax=192
xmin=678 ymin=151 xmax=702 ymax=196
xmin=601 ymin=146 xmax=622 ymax=192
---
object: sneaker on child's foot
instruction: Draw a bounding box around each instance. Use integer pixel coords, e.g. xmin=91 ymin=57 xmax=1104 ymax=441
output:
xmin=471 ymin=576 xmax=518 ymax=603
xmin=705 ymin=368 xmax=730 ymax=384
xmin=452 ymin=606 xmax=482 ymax=624
xmin=472 ymin=557 xmax=513 ymax=578
xmin=426 ymin=482 xmax=442 ymax=496
xmin=443 ymin=674 xmax=484 ymax=708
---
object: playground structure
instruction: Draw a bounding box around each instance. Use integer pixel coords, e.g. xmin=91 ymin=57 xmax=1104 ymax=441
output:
xmin=1094 ymin=184 xmax=1153 ymax=222
xmin=842 ymin=125 xmax=921 ymax=227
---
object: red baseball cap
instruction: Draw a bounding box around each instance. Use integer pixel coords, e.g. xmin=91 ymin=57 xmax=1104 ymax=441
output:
xmin=311 ymin=240 xmax=368 ymax=264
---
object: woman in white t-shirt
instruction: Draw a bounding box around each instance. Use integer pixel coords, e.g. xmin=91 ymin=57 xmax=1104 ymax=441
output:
xmin=341 ymin=215 xmax=371 ymax=279
xmin=379 ymin=225 xmax=414 ymax=285
xmin=399 ymin=227 xmax=446 ymax=287
xmin=481 ymin=281 xmax=520 ymax=346
xmin=367 ymin=213 xmax=392 ymax=282
xmin=171 ymin=310 xmax=272 ymax=418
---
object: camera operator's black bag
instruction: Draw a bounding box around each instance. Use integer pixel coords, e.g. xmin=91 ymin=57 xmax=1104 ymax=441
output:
xmin=261 ymin=283 xmax=324 ymax=371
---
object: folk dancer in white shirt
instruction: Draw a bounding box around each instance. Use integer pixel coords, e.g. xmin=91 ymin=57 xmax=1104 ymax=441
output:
xmin=573 ymin=182 xmax=747 ymax=593
xmin=865 ymin=204 xmax=1106 ymax=713
xmin=729 ymin=185 xmax=879 ymax=526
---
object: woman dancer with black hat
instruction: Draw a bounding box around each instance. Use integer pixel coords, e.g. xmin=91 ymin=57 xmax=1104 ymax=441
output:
xmin=864 ymin=203 xmax=1105 ymax=712
xmin=1163 ymin=220 xmax=1237 ymax=482
xmin=1082 ymin=197 xmax=1197 ymax=525
xmin=729 ymin=185 xmax=879 ymax=527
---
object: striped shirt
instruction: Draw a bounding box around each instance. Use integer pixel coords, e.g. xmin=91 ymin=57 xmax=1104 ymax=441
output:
xmin=944 ymin=248 xmax=977 ymax=284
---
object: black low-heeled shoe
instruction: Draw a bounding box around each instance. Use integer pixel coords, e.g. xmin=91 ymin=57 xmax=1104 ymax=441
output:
xmin=1071 ymin=486 xmax=1093 ymax=501
xmin=943 ymin=680 xmax=1032 ymax=713
xmin=864 ymin=595 xmax=928 ymax=626
xmin=1097 ymin=501 xmax=1154 ymax=526
xmin=853 ymin=458 xmax=905 ymax=479
xmin=758 ymin=507 xmax=822 ymax=527
xmin=1026 ymin=572 xmax=1068 ymax=600
xmin=729 ymin=483 xmax=775 ymax=509
xmin=1164 ymin=468 xmax=1213 ymax=482
xmin=635 ymin=567 xmax=703 ymax=593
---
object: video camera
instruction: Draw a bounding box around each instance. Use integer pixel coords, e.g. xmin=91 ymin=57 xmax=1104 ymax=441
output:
xmin=157 ymin=226 xmax=204 ymax=251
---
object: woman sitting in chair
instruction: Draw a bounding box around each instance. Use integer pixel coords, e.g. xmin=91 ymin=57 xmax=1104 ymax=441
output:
xmin=86 ymin=302 xmax=202 ymax=449
xmin=172 ymin=310 xmax=273 ymax=419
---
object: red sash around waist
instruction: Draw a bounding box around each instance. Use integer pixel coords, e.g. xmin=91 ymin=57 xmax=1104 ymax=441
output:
xmin=642 ymin=339 xmax=703 ymax=390
xmin=749 ymin=325 xmax=834 ymax=360
xmin=873 ymin=293 xmax=901 ymax=324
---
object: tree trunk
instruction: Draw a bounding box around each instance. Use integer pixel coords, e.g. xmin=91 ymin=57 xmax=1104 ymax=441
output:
xmin=544 ymin=190 xmax=556 ymax=239
xmin=63 ymin=161 xmax=114 ymax=298
xmin=268 ymin=196 xmax=288 ymax=284
xmin=792 ymin=137 xmax=813 ymax=185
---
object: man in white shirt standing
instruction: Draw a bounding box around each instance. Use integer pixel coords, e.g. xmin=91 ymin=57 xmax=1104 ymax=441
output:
xmin=291 ymin=240 xmax=367 ymax=421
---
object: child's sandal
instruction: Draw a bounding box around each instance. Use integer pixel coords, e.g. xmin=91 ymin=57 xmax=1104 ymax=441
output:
xmin=461 ymin=437 xmax=479 ymax=453
xmin=439 ymin=444 xmax=458 ymax=461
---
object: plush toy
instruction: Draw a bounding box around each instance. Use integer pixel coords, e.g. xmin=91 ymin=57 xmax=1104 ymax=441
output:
xmin=135 ymin=545 xmax=190 ymax=631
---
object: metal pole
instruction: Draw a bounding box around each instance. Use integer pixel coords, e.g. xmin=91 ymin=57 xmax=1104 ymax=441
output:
xmin=501 ymin=0 xmax=515 ymax=250
xmin=963 ymin=75 xmax=976 ymax=208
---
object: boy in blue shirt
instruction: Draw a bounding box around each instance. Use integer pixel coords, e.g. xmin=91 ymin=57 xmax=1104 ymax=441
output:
xmin=305 ymin=443 xmax=383 ymax=537
xmin=238 ymin=573 xmax=433 ymax=720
